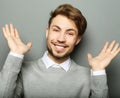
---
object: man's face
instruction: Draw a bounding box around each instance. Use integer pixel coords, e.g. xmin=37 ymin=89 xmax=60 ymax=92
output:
xmin=46 ymin=15 xmax=81 ymax=62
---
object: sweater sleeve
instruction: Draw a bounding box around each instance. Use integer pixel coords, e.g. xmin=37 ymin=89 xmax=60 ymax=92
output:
xmin=0 ymin=54 xmax=23 ymax=98
xmin=90 ymin=75 xmax=109 ymax=98
xmin=14 ymin=72 xmax=24 ymax=98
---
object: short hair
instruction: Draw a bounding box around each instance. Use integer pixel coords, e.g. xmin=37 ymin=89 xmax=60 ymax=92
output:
xmin=48 ymin=4 xmax=87 ymax=36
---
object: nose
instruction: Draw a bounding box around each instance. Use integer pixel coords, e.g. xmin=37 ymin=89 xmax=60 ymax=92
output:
xmin=57 ymin=32 xmax=66 ymax=43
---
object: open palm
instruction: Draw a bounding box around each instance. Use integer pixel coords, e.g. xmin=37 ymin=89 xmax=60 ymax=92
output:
xmin=2 ymin=24 xmax=32 ymax=55
xmin=88 ymin=41 xmax=120 ymax=71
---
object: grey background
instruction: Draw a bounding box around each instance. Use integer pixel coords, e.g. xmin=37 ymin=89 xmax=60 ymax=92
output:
xmin=0 ymin=0 xmax=120 ymax=98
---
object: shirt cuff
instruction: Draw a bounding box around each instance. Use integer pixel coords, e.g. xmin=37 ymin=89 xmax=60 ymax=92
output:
xmin=9 ymin=51 xmax=24 ymax=59
xmin=91 ymin=70 xmax=106 ymax=76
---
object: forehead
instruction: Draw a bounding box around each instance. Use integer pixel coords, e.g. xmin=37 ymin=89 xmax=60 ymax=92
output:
xmin=50 ymin=15 xmax=78 ymax=31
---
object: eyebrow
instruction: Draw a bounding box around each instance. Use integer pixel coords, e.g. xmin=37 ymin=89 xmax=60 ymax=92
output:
xmin=52 ymin=25 xmax=77 ymax=33
xmin=52 ymin=25 xmax=61 ymax=29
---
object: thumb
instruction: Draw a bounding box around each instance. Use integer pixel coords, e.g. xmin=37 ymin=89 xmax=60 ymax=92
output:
xmin=26 ymin=42 xmax=32 ymax=49
xmin=87 ymin=53 xmax=93 ymax=61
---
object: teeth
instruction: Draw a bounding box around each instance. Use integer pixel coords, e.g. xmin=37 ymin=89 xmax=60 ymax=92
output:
xmin=55 ymin=45 xmax=65 ymax=51
xmin=55 ymin=45 xmax=64 ymax=49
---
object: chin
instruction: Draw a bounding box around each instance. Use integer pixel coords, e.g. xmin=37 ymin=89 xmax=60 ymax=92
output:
xmin=48 ymin=49 xmax=69 ymax=59
xmin=53 ymin=51 xmax=67 ymax=58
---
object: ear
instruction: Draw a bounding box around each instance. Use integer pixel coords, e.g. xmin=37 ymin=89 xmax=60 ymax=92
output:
xmin=75 ymin=36 xmax=82 ymax=45
xmin=46 ymin=27 xmax=49 ymax=38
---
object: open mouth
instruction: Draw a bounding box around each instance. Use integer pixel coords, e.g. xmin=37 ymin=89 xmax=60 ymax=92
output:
xmin=53 ymin=43 xmax=68 ymax=51
xmin=55 ymin=45 xmax=65 ymax=50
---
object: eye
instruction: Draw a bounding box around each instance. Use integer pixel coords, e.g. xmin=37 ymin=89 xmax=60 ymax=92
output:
xmin=53 ymin=28 xmax=60 ymax=32
xmin=67 ymin=32 xmax=74 ymax=36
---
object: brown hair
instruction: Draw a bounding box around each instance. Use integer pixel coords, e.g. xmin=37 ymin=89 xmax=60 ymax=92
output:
xmin=48 ymin=4 xmax=87 ymax=36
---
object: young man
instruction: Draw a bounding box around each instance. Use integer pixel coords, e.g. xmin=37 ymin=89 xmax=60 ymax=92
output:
xmin=0 ymin=4 xmax=120 ymax=98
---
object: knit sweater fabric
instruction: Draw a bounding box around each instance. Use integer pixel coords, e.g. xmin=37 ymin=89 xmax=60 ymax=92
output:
xmin=0 ymin=55 xmax=108 ymax=98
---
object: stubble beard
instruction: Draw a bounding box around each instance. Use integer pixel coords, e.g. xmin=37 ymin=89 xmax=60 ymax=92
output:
xmin=47 ymin=45 xmax=71 ymax=60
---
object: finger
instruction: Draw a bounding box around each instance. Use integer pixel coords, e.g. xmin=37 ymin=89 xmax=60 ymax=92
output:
xmin=87 ymin=53 xmax=93 ymax=61
xmin=10 ymin=24 xmax=15 ymax=37
xmin=101 ymin=42 xmax=109 ymax=53
xmin=14 ymin=28 xmax=20 ymax=39
xmin=114 ymin=47 xmax=120 ymax=56
xmin=2 ymin=27 xmax=8 ymax=39
xmin=111 ymin=43 xmax=119 ymax=53
xmin=26 ymin=42 xmax=32 ymax=49
xmin=107 ymin=40 xmax=116 ymax=52
xmin=5 ymin=24 xmax=10 ymax=36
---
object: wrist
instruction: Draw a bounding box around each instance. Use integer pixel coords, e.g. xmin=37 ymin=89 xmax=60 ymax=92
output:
xmin=10 ymin=50 xmax=25 ymax=55
xmin=91 ymin=69 xmax=106 ymax=76
xmin=9 ymin=51 xmax=24 ymax=59
xmin=91 ymin=67 xmax=105 ymax=71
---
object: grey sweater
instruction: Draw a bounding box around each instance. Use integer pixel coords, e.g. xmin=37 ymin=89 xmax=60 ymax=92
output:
xmin=0 ymin=55 xmax=108 ymax=98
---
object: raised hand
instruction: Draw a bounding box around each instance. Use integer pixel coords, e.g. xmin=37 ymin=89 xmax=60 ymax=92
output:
xmin=2 ymin=24 xmax=32 ymax=55
xmin=87 ymin=40 xmax=120 ymax=71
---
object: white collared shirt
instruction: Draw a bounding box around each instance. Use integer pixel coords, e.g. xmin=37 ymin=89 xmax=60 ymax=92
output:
xmin=41 ymin=51 xmax=71 ymax=72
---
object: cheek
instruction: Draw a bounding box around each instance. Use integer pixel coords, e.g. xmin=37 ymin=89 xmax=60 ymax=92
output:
xmin=67 ymin=37 xmax=77 ymax=45
xmin=67 ymin=37 xmax=78 ymax=46
xmin=47 ymin=33 xmax=58 ymax=40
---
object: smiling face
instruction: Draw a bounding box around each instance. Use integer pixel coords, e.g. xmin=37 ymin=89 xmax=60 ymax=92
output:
xmin=46 ymin=15 xmax=81 ymax=63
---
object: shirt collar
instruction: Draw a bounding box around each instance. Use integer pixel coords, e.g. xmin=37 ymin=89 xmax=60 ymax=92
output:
xmin=42 ymin=51 xmax=71 ymax=72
